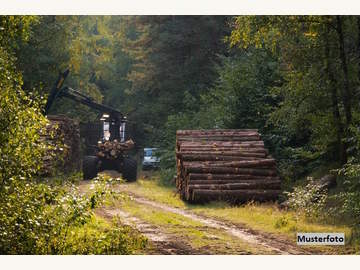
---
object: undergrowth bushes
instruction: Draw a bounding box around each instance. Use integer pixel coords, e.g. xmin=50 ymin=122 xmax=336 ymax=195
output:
xmin=284 ymin=178 xmax=328 ymax=220
xmin=284 ymin=175 xmax=360 ymax=245
xmin=0 ymin=175 xmax=147 ymax=254
xmin=0 ymin=47 xmax=146 ymax=254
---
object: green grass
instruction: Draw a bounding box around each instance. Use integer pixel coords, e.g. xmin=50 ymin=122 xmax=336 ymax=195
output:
xmin=118 ymin=198 xmax=273 ymax=254
xmin=119 ymin=178 xmax=186 ymax=208
xmin=62 ymin=214 xmax=147 ymax=254
xmin=118 ymin=177 xmax=357 ymax=253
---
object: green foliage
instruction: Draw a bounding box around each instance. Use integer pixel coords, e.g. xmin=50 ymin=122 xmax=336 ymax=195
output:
xmin=285 ymin=179 xmax=328 ymax=219
xmin=0 ymin=46 xmax=49 ymax=183
xmin=122 ymin=16 xmax=230 ymax=147
xmin=0 ymin=21 xmax=147 ymax=254
xmin=0 ymin=16 xmax=39 ymax=50
xmin=61 ymin=216 xmax=147 ymax=254
xmin=202 ymin=50 xmax=281 ymax=131
xmin=0 ymin=175 xmax=146 ymax=254
xmin=331 ymin=192 xmax=360 ymax=225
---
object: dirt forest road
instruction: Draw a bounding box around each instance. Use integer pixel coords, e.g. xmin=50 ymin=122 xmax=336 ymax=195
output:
xmin=103 ymin=193 xmax=307 ymax=255
xmin=80 ymin=172 xmax=312 ymax=255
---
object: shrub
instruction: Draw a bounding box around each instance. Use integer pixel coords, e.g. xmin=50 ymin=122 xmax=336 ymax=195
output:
xmin=284 ymin=178 xmax=327 ymax=219
xmin=62 ymin=216 xmax=147 ymax=255
xmin=0 ymin=47 xmax=147 ymax=254
xmin=0 ymin=47 xmax=50 ymax=183
xmin=0 ymin=175 xmax=147 ymax=254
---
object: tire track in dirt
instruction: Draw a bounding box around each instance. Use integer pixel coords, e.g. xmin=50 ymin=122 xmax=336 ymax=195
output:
xmin=97 ymin=207 xmax=207 ymax=254
xmin=80 ymin=175 xmax=308 ymax=254
xmin=124 ymin=193 xmax=309 ymax=255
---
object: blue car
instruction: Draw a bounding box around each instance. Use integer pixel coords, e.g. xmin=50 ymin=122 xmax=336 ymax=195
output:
xmin=142 ymin=148 xmax=160 ymax=170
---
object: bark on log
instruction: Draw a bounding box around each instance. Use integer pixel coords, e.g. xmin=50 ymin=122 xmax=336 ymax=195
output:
xmin=183 ymin=159 xmax=276 ymax=168
xmin=177 ymin=133 xmax=260 ymax=139
xmin=177 ymin=136 xmax=260 ymax=142
xmin=188 ymin=179 xmax=280 ymax=185
xmin=177 ymin=129 xmax=258 ymax=135
xmin=187 ymin=173 xmax=277 ymax=180
xmin=178 ymin=148 xmax=269 ymax=154
xmin=191 ymin=189 xmax=280 ymax=202
xmin=178 ymin=141 xmax=264 ymax=146
xmin=177 ymin=151 xmax=267 ymax=158
xmin=185 ymin=166 xmax=277 ymax=176
xmin=179 ymin=154 xmax=264 ymax=161
xmin=188 ymin=180 xmax=281 ymax=191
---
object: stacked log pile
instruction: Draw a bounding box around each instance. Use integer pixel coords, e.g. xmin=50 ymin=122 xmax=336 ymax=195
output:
xmin=40 ymin=115 xmax=81 ymax=175
xmin=176 ymin=129 xmax=281 ymax=203
xmin=97 ymin=139 xmax=134 ymax=159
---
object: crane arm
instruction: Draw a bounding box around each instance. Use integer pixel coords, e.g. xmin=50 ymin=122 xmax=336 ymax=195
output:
xmin=59 ymin=87 xmax=124 ymax=120
xmin=44 ymin=69 xmax=125 ymax=122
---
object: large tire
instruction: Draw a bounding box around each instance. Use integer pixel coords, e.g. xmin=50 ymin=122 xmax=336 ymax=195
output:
xmin=83 ymin=156 xmax=99 ymax=180
xmin=122 ymin=157 xmax=137 ymax=182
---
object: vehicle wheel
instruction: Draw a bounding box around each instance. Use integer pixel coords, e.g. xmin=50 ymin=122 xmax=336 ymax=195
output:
xmin=122 ymin=157 xmax=137 ymax=182
xmin=83 ymin=156 xmax=99 ymax=180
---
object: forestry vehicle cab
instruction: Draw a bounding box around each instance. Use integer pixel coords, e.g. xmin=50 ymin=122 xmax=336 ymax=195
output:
xmin=44 ymin=69 xmax=137 ymax=181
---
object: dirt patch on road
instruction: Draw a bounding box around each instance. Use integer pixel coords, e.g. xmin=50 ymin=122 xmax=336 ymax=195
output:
xmin=96 ymin=208 xmax=217 ymax=255
xmin=96 ymin=207 xmax=207 ymax=254
xmin=123 ymin=193 xmax=309 ymax=255
xmin=80 ymin=173 xmax=309 ymax=255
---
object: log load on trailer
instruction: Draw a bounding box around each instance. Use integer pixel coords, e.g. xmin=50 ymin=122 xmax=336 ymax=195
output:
xmin=175 ymin=129 xmax=280 ymax=203
xmin=44 ymin=69 xmax=137 ymax=181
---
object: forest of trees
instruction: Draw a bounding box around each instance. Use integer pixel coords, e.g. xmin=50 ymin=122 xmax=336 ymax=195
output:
xmin=1 ymin=15 xmax=360 ymax=253
xmin=6 ymin=16 xmax=360 ymax=170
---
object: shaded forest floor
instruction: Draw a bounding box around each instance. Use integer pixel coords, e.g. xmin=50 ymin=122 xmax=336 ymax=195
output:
xmin=79 ymin=171 xmax=358 ymax=255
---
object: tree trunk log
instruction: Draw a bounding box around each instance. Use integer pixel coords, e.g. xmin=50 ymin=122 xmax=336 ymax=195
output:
xmin=191 ymin=189 xmax=280 ymax=202
xmin=177 ymin=136 xmax=260 ymax=142
xmin=187 ymin=173 xmax=277 ymax=180
xmin=188 ymin=180 xmax=281 ymax=191
xmin=178 ymin=148 xmax=268 ymax=154
xmin=188 ymin=179 xmax=280 ymax=185
xmin=177 ymin=129 xmax=258 ymax=135
xmin=179 ymin=154 xmax=264 ymax=161
xmin=185 ymin=166 xmax=277 ymax=176
xmin=183 ymin=159 xmax=276 ymax=168
xmin=178 ymin=140 xmax=264 ymax=145
xmin=177 ymin=151 xmax=267 ymax=158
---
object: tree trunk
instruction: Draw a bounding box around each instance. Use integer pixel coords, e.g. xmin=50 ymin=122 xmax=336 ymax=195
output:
xmin=185 ymin=166 xmax=277 ymax=176
xmin=188 ymin=179 xmax=280 ymax=185
xmin=183 ymin=159 xmax=276 ymax=168
xmin=179 ymin=154 xmax=264 ymax=161
xmin=178 ymin=151 xmax=267 ymax=158
xmin=178 ymin=147 xmax=267 ymax=152
xmin=179 ymin=141 xmax=264 ymax=147
xmin=177 ymin=129 xmax=258 ymax=135
xmin=187 ymin=173 xmax=278 ymax=180
xmin=191 ymin=189 xmax=280 ymax=202
xmin=188 ymin=180 xmax=281 ymax=190
xmin=177 ymin=136 xmax=260 ymax=142
xmin=357 ymin=16 xmax=360 ymax=84
xmin=325 ymin=21 xmax=347 ymax=164
xmin=336 ymin=15 xmax=352 ymax=126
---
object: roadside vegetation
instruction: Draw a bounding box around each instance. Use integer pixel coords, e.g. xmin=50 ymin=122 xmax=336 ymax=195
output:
xmin=0 ymin=18 xmax=146 ymax=254
xmin=115 ymin=175 xmax=357 ymax=254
